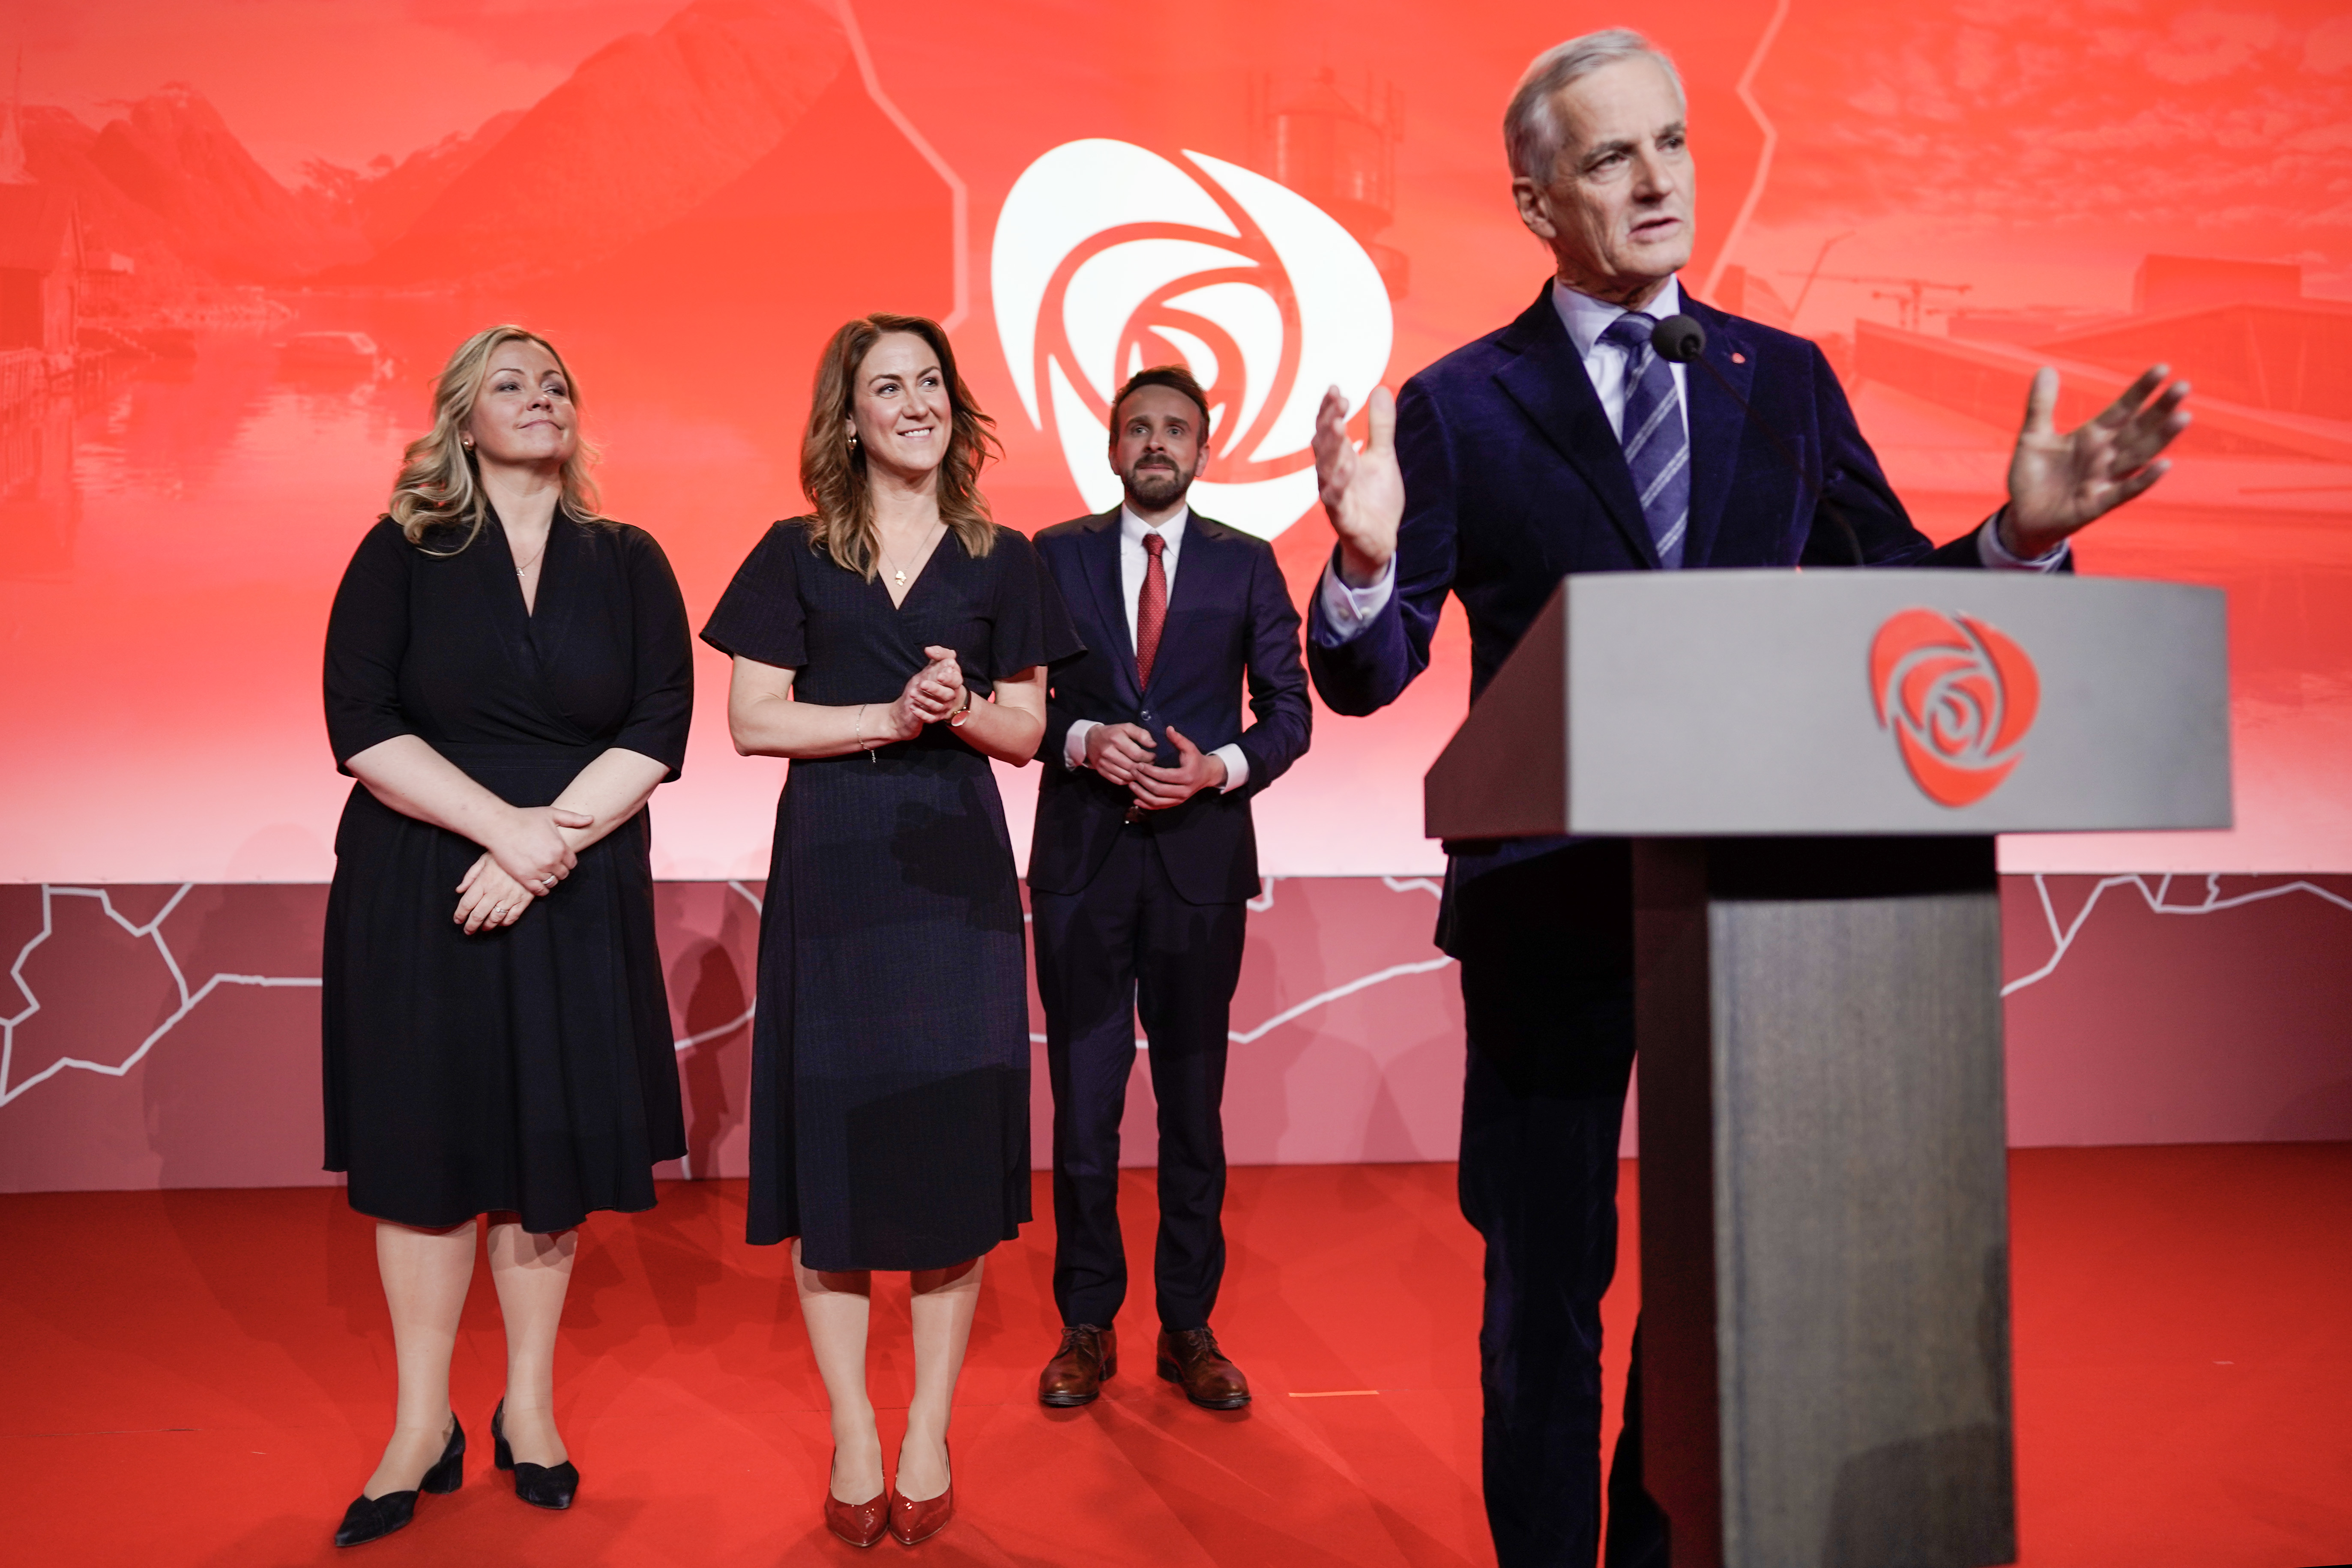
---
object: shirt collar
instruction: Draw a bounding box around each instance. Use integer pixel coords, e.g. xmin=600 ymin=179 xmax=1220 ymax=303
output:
xmin=1119 ymin=503 xmax=1190 ymax=547
xmin=1551 ymin=275 xmax=1684 ymax=359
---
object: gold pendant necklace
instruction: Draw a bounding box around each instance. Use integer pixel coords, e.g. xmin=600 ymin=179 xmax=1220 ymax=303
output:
xmin=880 ymin=522 xmax=939 ymax=592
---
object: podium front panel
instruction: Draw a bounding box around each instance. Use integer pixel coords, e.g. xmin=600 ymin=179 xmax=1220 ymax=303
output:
xmin=1425 ymin=569 xmax=2230 ymax=840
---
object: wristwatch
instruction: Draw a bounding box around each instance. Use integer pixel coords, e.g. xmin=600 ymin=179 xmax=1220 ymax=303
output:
xmin=949 ymin=688 xmax=975 ymax=728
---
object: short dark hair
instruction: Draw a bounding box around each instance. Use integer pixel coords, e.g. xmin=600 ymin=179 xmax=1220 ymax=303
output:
xmin=1109 ymin=364 xmax=1213 ymax=441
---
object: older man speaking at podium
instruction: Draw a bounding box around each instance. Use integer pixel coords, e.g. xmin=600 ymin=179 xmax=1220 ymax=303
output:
xmin=1307 ymin=28 xmax=2193 ymax=1568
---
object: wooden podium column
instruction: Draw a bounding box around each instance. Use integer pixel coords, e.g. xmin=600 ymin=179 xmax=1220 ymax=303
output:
xmin=1633 ymin=837 xmax=2017 ymax=1568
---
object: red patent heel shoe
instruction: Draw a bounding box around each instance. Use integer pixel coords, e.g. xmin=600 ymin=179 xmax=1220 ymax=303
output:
xmin=823 ymin=1449 xmax=888 ymax=1548
xmin=886 ymin=1441 xmax=953 ymax=1547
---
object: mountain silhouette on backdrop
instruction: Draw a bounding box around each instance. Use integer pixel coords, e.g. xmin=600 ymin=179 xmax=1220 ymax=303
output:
xmin=318 ymin=110 xmax=528 ymax=252
xmin=330 ymin=0 xmax=851 ymax=287
xmin=9 ymin=0 xmax=858 ymax=294
xmin=16 ymin=89 xmax=362 ymax=286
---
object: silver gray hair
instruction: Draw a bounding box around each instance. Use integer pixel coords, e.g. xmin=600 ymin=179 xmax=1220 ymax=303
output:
xmin=1504 ymin=29 xmax=1688 ymax=181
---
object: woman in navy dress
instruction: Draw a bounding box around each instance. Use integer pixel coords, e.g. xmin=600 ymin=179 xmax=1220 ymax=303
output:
xmin=320 ymin=326 xmax=691 ymax=1545
xmin=702 ymin=314 xmax=1079 ymax=1547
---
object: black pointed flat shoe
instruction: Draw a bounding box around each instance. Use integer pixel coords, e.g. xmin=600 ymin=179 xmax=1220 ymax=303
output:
xmin=332 ymin=1416 xmax=464 ymax=1547
xmin=492 ymin=1399 xmax=580 ymax=1511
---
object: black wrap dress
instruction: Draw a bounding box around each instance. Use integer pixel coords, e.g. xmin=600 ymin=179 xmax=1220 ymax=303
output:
xmin=700 ymin=519 xmax=1082 ymax=1270
xmin=321 ymin=510 xmax=692 ymax=1234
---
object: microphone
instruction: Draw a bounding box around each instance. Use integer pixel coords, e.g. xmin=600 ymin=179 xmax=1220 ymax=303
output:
xmin=1649 ymin=313 xmax=1864 ymax=567
xmin=1651 ymin=313 xmax=1706 ymax=365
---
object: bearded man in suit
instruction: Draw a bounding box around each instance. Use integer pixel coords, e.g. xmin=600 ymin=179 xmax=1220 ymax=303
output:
xmin=1027 ymin=365 xmax=1313 ymax=1412
xmin=1306 ymin=28 xmax=2191 ymax=1568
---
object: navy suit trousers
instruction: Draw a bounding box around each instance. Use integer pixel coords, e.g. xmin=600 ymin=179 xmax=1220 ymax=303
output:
xmin=1452 ymin=841 xmax=1668 ymax=1568
xmin=1033 ymin=829 xmax=1246 ymax=1332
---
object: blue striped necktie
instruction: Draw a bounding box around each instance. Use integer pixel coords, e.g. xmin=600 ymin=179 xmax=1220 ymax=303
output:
xmin=1599 ymin=311 xmax=1690 ymax=569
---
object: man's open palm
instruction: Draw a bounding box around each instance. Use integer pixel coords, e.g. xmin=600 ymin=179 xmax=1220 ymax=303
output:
xmin=1314 ymin=385 xmax=1405 ymax=586
xmin=2005 ymin=365 xmax=2192 ymax=557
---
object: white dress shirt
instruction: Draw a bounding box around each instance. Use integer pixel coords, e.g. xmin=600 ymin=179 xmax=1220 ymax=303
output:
xmin=1064 ymin=504 xmax=1251 ymax=792
xmin=1317 ymin=273 xmax=2066 ymax=639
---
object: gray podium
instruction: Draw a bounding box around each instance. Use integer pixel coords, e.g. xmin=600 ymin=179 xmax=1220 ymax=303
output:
xmin=1423 ymin=570 xmax=2230 ymax=1568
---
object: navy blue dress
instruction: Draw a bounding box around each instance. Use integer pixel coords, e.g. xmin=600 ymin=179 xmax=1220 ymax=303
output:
xmin=320 ymin=511 xmax=692 ymax=1234
xmin=701 ymin=519 xmax=1082 ymax=1270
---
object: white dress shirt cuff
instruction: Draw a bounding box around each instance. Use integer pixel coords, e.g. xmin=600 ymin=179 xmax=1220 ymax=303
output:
xmin=1317 ymin=553 xmax=1397 ymax=643
xmin=1212 ymin=744 xmax=1250 ymax=793
xmin=1072 ymin=719 xmax=1245 ymax=793
xmin=1977 ymin=512 xmax=2070 ymax=572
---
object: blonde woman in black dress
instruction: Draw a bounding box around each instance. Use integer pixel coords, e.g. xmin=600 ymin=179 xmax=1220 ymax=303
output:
xmin=320 ymin=326 xmax=691 ymax=1545
xmin=703 ymin=314 xmax=1079 ymax=1548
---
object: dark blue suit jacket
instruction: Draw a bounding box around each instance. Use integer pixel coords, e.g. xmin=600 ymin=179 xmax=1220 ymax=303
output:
xmin=1030 ymin=508 xmax=1312 ymax=905
xmin=1308 ymin=286 xmax=1992 ymax=717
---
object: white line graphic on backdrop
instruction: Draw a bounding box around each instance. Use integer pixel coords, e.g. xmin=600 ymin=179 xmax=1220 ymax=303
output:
xmin=830 ymin=0 xmax=969 ymax=329
xmin=2001 ymin=872 xmax=2352 ymax=996
xmin=673 ymin=875 xmax=1457 ymax=1055
xmin=1 ymin=886 xmax=321 ymax=1109
xmin=1702 ymin=0 xmax=1793 ymax=299
xmin=1038 ymin=875 xmax=1451 ymax=1049
xmin=13 ymin=874 xmax=2346 ymax=1108
xmin=670 ymin=880 xmax=767 ymax=1051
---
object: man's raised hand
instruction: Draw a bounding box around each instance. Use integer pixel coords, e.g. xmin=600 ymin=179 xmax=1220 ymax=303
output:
xmin=2003 ymin=365 xmax=2192 ymax=558
xmin=1313 ymin=384 xmax=1404 ymax=588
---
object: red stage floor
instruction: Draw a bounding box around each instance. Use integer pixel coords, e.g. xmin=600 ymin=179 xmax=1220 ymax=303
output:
xmin=4 ymin=1146 xmax=2348 ymax=1566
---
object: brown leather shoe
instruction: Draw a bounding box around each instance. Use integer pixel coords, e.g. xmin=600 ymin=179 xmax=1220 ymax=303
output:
xmin=1038 ymin=1323 xmax=1117 ymax=1407
xmin=1156 ymin=1327 xmax=1251 ymax=1409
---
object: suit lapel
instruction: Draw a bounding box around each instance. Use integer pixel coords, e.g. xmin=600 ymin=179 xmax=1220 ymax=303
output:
xmin=1679 ymin=297 xmax=1750 ymax=570
xmin=1490 ymin=289 xmax=1659 ymax=569
xmin=1079 ymin=509 xmax=1141 ymax=701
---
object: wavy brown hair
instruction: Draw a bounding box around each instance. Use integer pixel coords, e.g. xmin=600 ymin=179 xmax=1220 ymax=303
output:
xmin=801 ymin=314 xmax=999 ymax=578
xmin=387 ymin=325 xmax=605 ymax=554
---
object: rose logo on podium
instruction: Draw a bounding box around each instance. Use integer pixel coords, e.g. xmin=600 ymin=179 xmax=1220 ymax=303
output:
xmin=989 ymin=139 xmax=1392 ymax=539
xmin=1870 ymin=609 xmax=2042 ymax=807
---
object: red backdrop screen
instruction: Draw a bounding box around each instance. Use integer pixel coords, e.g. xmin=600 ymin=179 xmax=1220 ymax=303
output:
xmin=4 ymin=0 xmax=2349 ymax=879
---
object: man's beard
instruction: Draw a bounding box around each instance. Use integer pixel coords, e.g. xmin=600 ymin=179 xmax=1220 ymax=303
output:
xmin=1122 ymin=460 xmax=1189 ymax=511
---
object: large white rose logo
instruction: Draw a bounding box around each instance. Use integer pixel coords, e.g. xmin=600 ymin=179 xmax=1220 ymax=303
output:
xmin=990 ymin=139 xmax=1393 ymax=540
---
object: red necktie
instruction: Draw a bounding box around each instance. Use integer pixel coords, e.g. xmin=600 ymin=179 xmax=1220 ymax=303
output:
xmin=1134 ymin=532 xmax=1168 ymax=688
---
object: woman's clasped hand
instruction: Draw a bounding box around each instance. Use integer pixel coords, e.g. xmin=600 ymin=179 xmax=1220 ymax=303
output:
xmin=901 ymin=645 xmax=966 ymax=727
xmin=859 ymin=645 xmax=969 ymax=749
xmin=452 ymin=805 xmax=593 ymax=932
